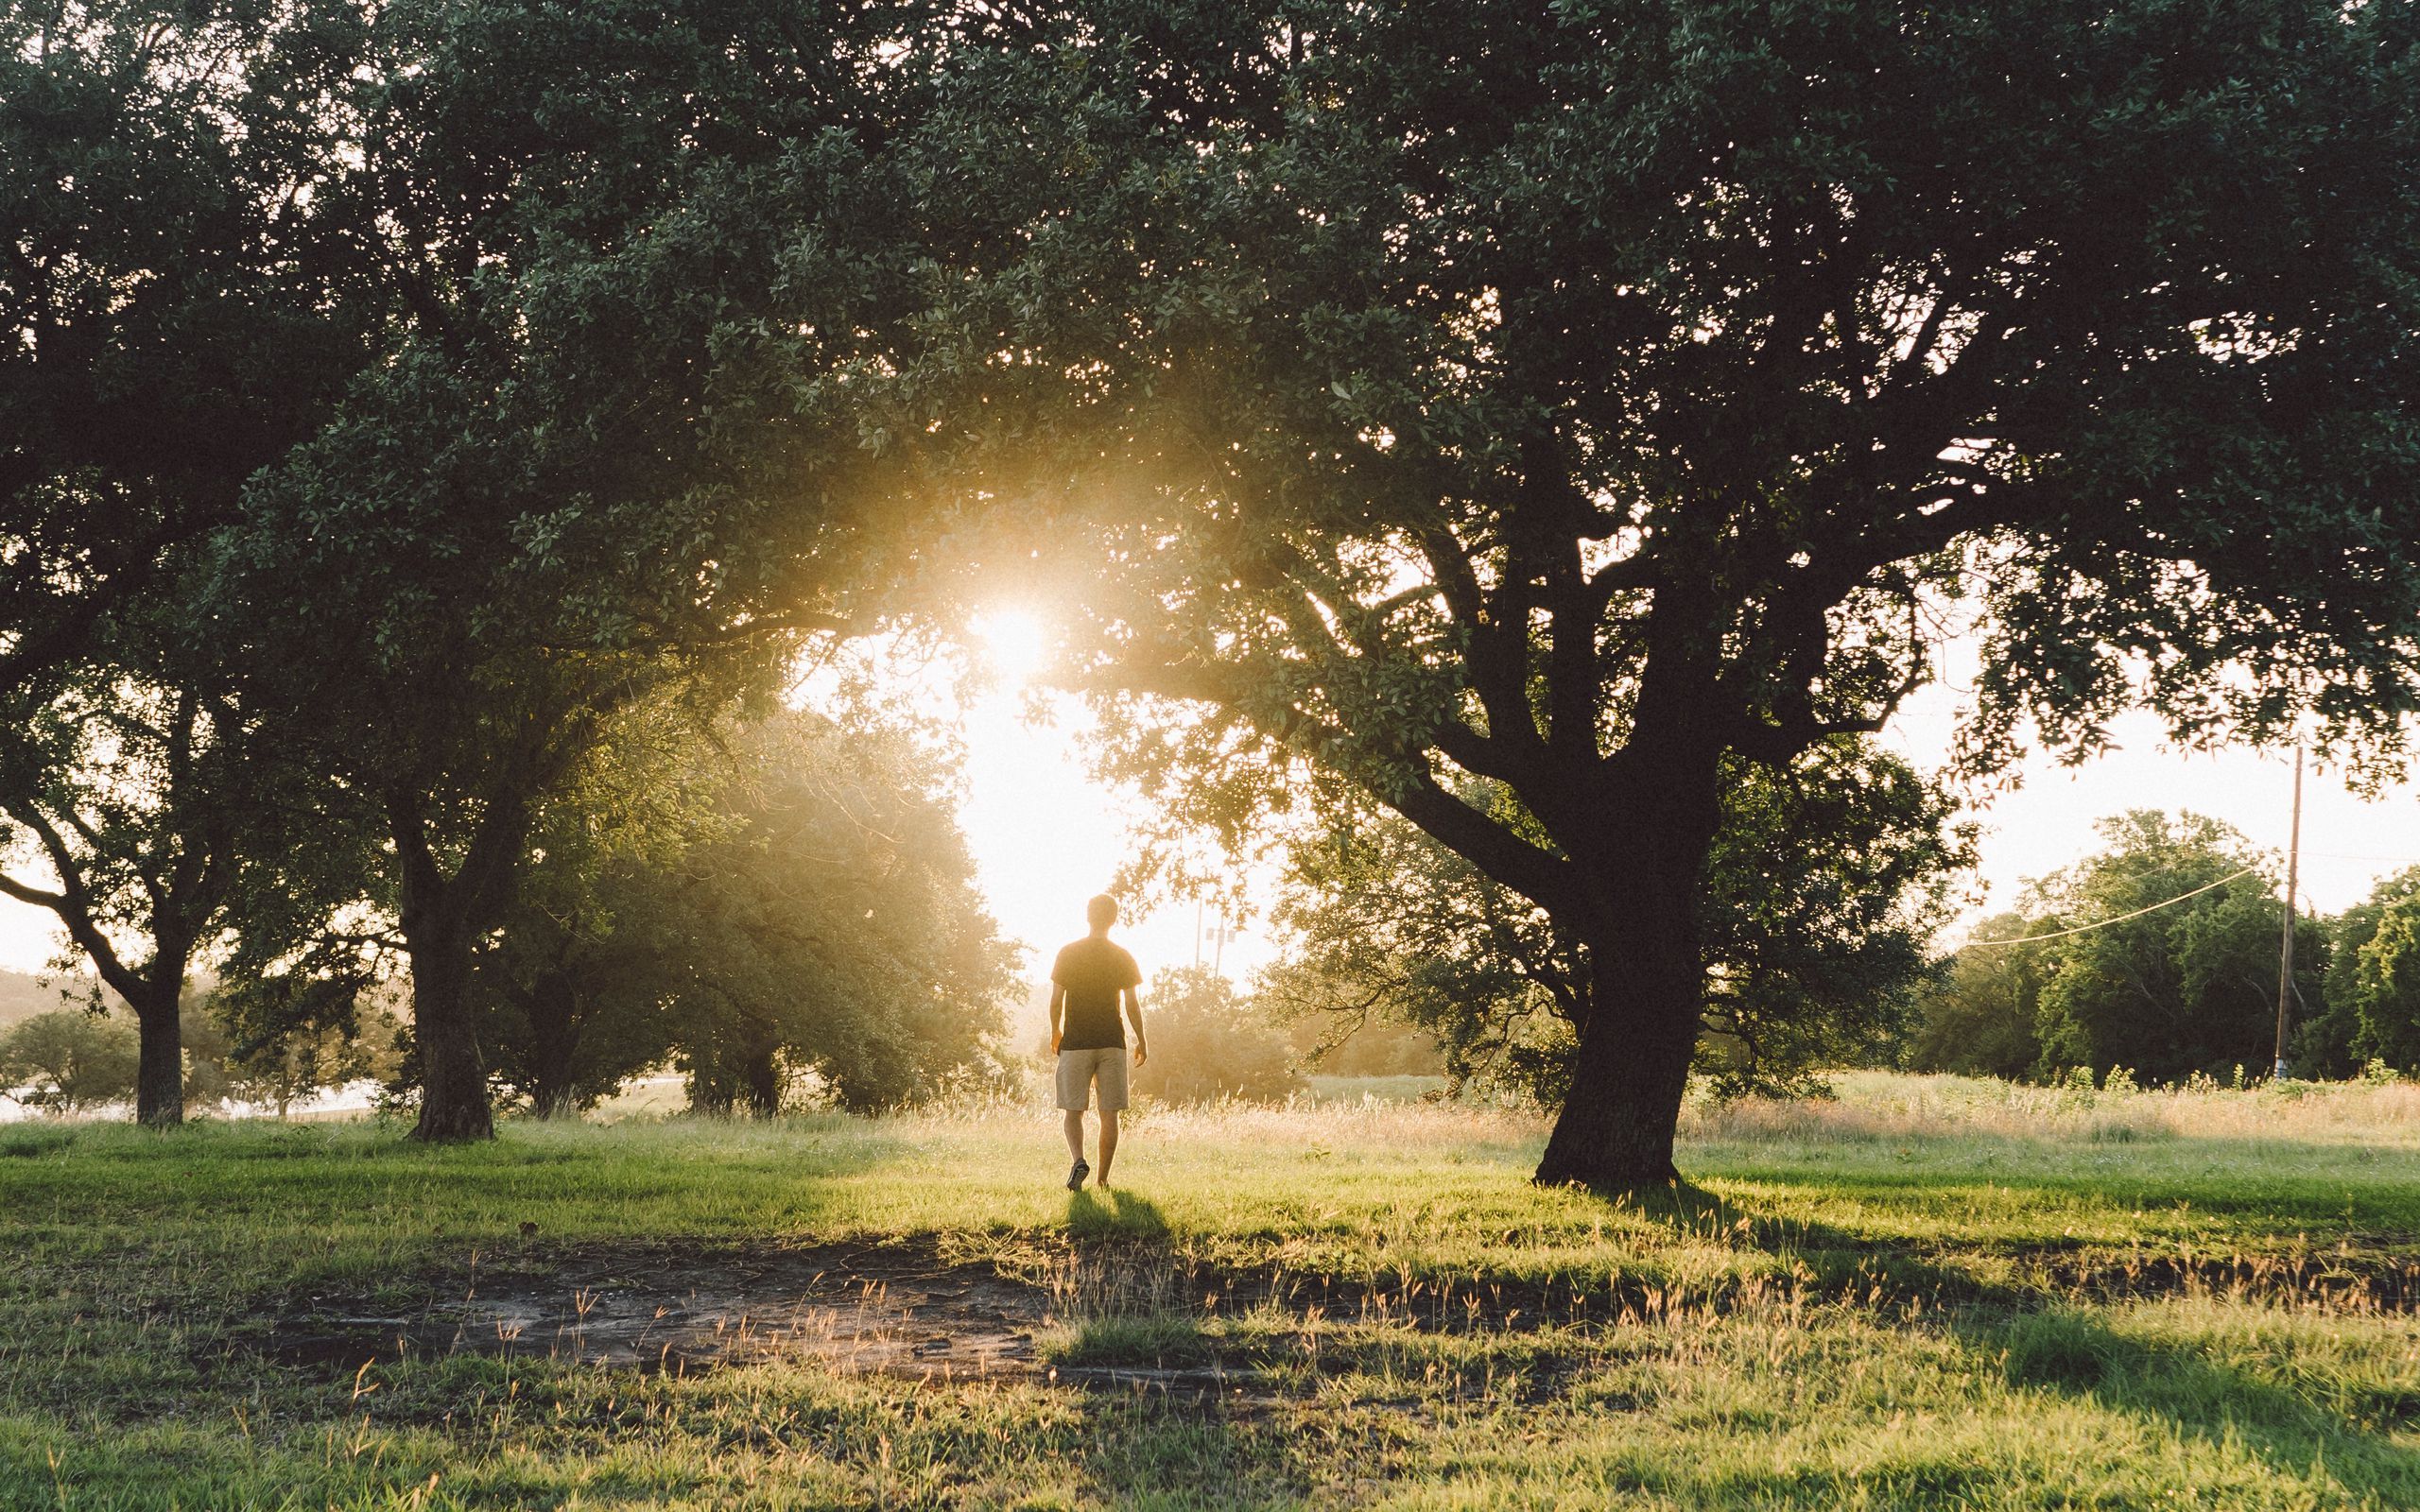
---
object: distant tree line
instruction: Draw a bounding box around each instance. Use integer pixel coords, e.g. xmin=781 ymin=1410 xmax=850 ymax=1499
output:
xmin=1907 ymin=810 xmax=2419 ymax=1087
xmin=0 ymin=971 xmax=405 ymax=1117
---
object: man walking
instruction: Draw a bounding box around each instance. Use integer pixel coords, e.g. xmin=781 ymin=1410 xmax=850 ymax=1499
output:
xmin=1050 ymin=894 xmax=1146 ymax=1191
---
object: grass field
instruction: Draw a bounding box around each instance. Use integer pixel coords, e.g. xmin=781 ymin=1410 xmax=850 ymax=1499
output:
xmin=2 ymin=1072 xmax=2415 ymax=1509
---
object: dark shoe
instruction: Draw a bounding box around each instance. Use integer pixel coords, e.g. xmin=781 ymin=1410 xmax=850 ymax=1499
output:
xmin=1066 ymin=1159 xmax=1090 ymax=1192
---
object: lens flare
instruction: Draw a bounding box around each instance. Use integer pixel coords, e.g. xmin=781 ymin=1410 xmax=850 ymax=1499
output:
xmin=971 ymin=609 xmax=1048 ymax=685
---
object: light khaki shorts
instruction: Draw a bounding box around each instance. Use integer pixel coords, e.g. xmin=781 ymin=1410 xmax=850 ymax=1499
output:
xmin=1056 ymin=1047 xmax=1129 ymax=1111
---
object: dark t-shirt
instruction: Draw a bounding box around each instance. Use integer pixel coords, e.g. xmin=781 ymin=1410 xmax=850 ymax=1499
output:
xmin=1052 ymin=936 xmax=1141 ymax=1051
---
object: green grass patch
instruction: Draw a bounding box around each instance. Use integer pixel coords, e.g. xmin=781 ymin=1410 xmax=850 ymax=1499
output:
xmin=2 ymin=1074 xmax=2415 ymax=1508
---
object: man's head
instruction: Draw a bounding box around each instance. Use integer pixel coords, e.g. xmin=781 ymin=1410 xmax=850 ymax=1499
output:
xmin=1085 ymin=894 xmax=1119 ymax=933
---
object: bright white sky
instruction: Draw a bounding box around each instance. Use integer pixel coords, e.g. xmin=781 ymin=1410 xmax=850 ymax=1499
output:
xmin=5 ymin=614 xmax=2415 ymax=988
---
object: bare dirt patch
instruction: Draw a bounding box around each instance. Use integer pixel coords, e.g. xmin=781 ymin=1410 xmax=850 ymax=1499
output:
xmin=267 ymin=1240 xmax=1050 ymax=1381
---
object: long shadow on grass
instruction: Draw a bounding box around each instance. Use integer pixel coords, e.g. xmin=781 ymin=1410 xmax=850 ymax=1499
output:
xmin=1616 ymin=1184 xmax=2420 ymax=1500
xmin=1615 ymin=1180 xmax=2419 ymax=1313
xmin=1067 ymin=1188 xmax=1172 ymax=1242
xmin=1960 ymin=1305 xmax=2420 ymax=1501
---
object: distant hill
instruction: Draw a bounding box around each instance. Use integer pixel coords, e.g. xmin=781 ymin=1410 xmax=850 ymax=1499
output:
xmin=0 ymin=969 xmax=102 ymax=1030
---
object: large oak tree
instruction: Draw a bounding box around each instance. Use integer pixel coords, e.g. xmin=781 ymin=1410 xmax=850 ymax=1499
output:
xmin=214 ymin=0 xmax=937 ymax=1139
xmin=854 ymin=0 xmax=2420 ymax=1183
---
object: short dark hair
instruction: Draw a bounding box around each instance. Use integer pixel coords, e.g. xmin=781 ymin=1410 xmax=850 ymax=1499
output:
xmin=1086 ymin=894 xmax=1119 ymax=928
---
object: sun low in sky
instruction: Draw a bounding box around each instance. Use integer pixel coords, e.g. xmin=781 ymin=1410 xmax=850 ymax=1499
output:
xmin=950 ymin=608 xmax=1247 ymax=998
xmin=967 ymin=608 xmax=1050 ymax=687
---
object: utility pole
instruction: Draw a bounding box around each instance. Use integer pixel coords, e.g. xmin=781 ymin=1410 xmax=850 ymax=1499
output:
xmin=1212 ymin=919 xmax=1236 ymax=973
xmin=2273 ymin=746 xmax=2303 ymax=1081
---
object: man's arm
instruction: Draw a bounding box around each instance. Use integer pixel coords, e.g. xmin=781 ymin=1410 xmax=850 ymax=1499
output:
xmin=1123 ymin=986 xmax=1146 ymax=1065
xmin=1048 ymin=983 xmax=1065 ymax=1054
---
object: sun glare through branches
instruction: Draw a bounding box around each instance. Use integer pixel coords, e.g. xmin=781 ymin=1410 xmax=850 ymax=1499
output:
xmin=970 ymin=608 xmax=1049 ymax=687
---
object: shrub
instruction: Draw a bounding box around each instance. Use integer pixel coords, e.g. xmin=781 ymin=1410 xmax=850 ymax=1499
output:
xmin=1129 ymin=967 xmax=1305 ymax=1106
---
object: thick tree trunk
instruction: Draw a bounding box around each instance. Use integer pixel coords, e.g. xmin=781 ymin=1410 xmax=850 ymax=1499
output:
xmin=130 ymin=987 xmax=184 ymax=1128
xmin=390 ymin=785 xmax=532 ymax=1143
xmin=1533 ymin=750 xmax=1722 ymax=1190
xmin=1533 ymin=929 xmax=1701 ymax=1186
xmin=406 ymin=922 xmax=493 ymax=1142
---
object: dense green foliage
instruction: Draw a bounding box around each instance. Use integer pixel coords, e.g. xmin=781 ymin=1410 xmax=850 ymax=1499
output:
xmin=1908 ymin=812 xmax=2325 ymax=1085
xmin=0 ymin=1 xmax=373 ymax=699
xmin=203 ymin=0 xmax=929 ymax=1138
xmin=2028 ymin=814 xmax=2322 ymax=1084
xmin=1 ymin=1 xmax=1012 ymax=1139
xmin=2310 ymin=868 xmax=2420 ymax=1076
xmin=1263 ymin=746 xmax=1964 ymax=1102
xmin=0 ymin=3 xmax=388 ymax=1125
xmin=473 ymin=709 xmax=1016 ymax=1117
xmin=1902 ymin=914 xmax=2051 ymax=1080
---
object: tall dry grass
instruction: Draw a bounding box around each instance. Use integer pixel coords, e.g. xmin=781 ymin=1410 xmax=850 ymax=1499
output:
xmin=1682 ymin=1071 xmax=2420 ymax=1148
xmin=890 ymin=1066 xmax=2420 ymax=1157
xmin=895 ymin=1080 xmax=1548 ymax=1150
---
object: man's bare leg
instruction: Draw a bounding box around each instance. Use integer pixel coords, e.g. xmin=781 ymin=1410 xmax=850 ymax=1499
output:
xmin=1096 ymin=1108 xmax=1119 ymax=1187
xmin=1063 ymin=1109 xmax=1086 ymax=1162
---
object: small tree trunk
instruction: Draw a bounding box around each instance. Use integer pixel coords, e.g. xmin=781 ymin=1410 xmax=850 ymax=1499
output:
xmin=406 ymin=923 xmax=493 ymax=1142
xmin=686 ymin=1058 xmax=734 ymax=1115
xmin=131 ymin=986 xmax=185 ymax=1128
xmin=742 ymin=1042 xmax=782 ymax=1117
xmin=524 ymin=974 xmax=583 ymax=1120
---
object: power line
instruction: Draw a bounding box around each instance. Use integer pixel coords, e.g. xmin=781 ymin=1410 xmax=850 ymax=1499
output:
xmin=1958 ymin=867 xmax=2262 ymax=950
